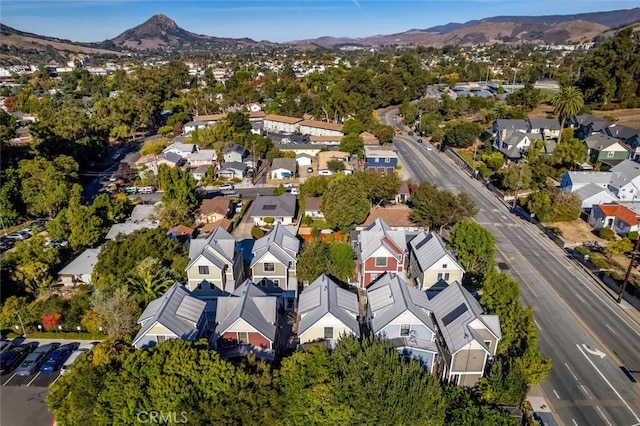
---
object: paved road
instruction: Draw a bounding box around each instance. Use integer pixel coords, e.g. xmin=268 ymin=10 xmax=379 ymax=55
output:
xmin=380 ymin=107 xmax=640 ymax=426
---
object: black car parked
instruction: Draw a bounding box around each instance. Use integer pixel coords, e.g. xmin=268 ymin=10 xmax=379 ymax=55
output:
xmin=0 ymin=343 xmax=37 ymax=375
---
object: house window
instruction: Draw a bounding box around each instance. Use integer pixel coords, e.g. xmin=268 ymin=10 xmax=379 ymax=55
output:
xmin=400 ymin=324 xmax=410 ymax=336
xmin=375 ymin=157 xmax=379 ymax=163
xmin=375 ymin=257 xmax=387 ymax=267
xmin=324 ymin=327 xmax=334 ymax=339
xmin=209 ymin=282 xmax=216 ymax=290
xmin=437 ymin=273 xmax=443 ymax=280
xmin=198 ymin=265 xmax=209 ymax=275
xmin=237 ymin=332 xmax=248 ymax=344
xmin=157 ymin=335 xmax=167 ymax=343
xmin=484 ymin=340 xmax=492 ymax=349
xmin=273 ymin=279 xmax=280 ymax=286
xmin=444 ymin=273 xmax=450 ymax=281
xmin=607 ymin=151 xmax=615 ymax=158
xmin=264 ymin=263 xmax=275 ymax=272
xmin=385 ymin=157 xmax=390 ymax=163
xmin=197 ymin=282 xmax=203 ymax=290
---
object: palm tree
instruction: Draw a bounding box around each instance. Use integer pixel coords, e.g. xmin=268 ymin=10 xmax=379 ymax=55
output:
xmin=127 ymin=257 xmax=175 ymax=304
xmin=551 ymin=86 xmax=584 ymax=143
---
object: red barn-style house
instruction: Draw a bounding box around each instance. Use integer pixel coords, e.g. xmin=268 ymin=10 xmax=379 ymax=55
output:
xmin=355 ymin=219 xmax=407 ymax=288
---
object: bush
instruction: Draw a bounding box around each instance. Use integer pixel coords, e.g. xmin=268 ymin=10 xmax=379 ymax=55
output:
xmin=598 ymin=228 xmax=616 ymax=241
xmin=605 ymin=270 xmax=625 ymax=281
xmin=575 ymin=246 xmax=590 ymax=256
xmin=263 ymin=217 xmax=275 ymax=224
xmin=301 ymin=215 xmax=313 ymax=226
xmin=251 ymin=227 xmax=265 ymax=239
xmin=590 ymin=256 xmax=608 ymax=269
xmin=628 ymin=231 xmax=638 ymax=241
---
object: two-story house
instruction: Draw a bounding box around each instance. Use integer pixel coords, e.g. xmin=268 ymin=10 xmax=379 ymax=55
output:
xmin=367 ymin=273 xmax=438 ymax=372
xmin=185 ymin=227 xmax=245 ymax=297
xmin=264 ymin=114 xmax=302 ymax=134
xmin=356 ymin=218 xmax=406 ymax=288
xmin=364 ymin=146 xmax=398 ymax=174
xmin=163 ymin=142 xmax=198 ymax=158
xmin=607 ymin=160 xmax=640 ymax=201
xmin=212 ymin=280 xmax=280 ymax=361
xmin=605 ymin=124 xmax=640 ymax=156
xmin=132 ymin=283 xmax=207 ymax=349
xmin=527 ymin=118 xmax=562 ymax=141
xmin=584 ymin=133 xmax=630 ymax=165
xmin=492 ymin=119 xmax=528 ymax=147
xmin=297 ymin=274 xmax=360 ymax=348
xmin=251 ymin=222 xmax=300 ymax=309
xmin=222 ymin=144 xmax=247 ymax=163
xmin=408 ymin=231 xmax=465 ymax=296
xmin=493 ymin=131 xmax=541 ymax=161
xmin=588 ymin=203 xmax=640 ymax=237
xmin=195 ymin=196 xmax=232 ymax=225
xmin=430 ymin=281 xmax=501 ymax=387
xmin=570 ymin=114 xmax=612 ymax=140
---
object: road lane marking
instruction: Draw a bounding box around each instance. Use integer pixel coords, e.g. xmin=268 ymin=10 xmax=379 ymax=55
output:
xmin=26 ymin=372 xmax=40 ymax=386
xmin=581 ymin=344 xmax=606 ymax=359
xmin=553 ymin=389 xmax=560 ymax=399
xmin=534 ymin=320 xmax=542 ymax=331
xmin=565 ymin=363 xmax=578 ymax=381
xmin=2 ymin=372 xmax=17 ymax=386
xmin=493 ymin=245 xmax=539 ymax=298
xmin=579 ymin=384 xmax=592 ymax=399
xmin=575 ymin=294 xmax=585 ymax=303
xmin=605 ymin=323 xmax=615 ymax=334
xmin=595 ymin=406 xmax=612 ymax=426
xmin=51 ymin=373 xmax=62 ymax=386
xmin=576 ymin=343 xmax=640 ymax=423
xmin=572 ymin=419 xmax=578 ymax=426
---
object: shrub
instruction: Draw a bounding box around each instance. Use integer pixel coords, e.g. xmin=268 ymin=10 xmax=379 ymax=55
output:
xmin=301 ymin=215 xmax=313 ymax=226
xmin=263 ymin=217 xmax=275 ymax=225
xmin=605 ymin=270 xmax=625 ymax=282
xmin=311 ymin=226 xmax=320 ymax=239
xmin=575 ymin=246 xmax=590 ymax=256
xmin=628 ymin=231 xmax=638 ymax=241
xmin=598 ymin=228 xmax=615 ymax=241
xmin=590 ymin=256 xmax=608 ymax=269
xmin=251 ymin=227 xmax=265 ymax=239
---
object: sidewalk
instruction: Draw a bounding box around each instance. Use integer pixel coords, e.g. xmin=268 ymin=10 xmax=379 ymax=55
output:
xmin=527 ymin=385 xmax=558 ymax=426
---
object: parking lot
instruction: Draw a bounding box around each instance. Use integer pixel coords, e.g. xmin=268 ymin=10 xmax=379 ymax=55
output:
xmin=1 ymin=366 xmax=62 ymax=387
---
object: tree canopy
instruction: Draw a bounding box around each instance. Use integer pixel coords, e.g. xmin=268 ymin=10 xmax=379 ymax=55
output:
xmin=448 ymin=221 xmax=496 ymax=287
xmin=320 ymin=175 xmax=370 ymax=231
xmin=410 ymin=182 xmax=478 ymax=232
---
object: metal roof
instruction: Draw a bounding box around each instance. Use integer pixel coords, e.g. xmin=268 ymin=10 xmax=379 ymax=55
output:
xmin=609 ymin=160 xmax=640 ymax=190
xmin=133 ymin=283 xmax=207 ymax=346
xmin=409 ymin=231 xmax=464 ymax=274
xmin=367 ymin=273 xmax=434 ymax=333
xmin=186 ymin=227 xmax=238 ymax=271
xmin=214 ymin=280 xmax=277 ymax=342
xmin=565 ymin=171 xmax=612 ymax=186
xmin=251 ymin=195 xmax=297 ymax=219
xmin=359 ymin=218 xmax=405 ymax=262
xmin=430 ymin=281 xmax=501 ymax=354
xmin=58 ymin=248 xmax=101 ymax=276
xmin=297 ymin=274 xmax=360 ymax=337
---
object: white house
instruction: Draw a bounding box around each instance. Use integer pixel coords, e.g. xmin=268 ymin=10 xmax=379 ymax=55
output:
xmin=264 ymin=114 xmax=302 ymax=134
xmin=607 ymin=160 xmax=640 ymax=201
xmin=408 ymin=232 xmax=465 ymax=295
xmin=57 ymin=248 xmax=101 ymax=287
xmin=270 ymin=157 xmax=297 ymax=180
xmin=163 ymin=142 xmax=198 ymax=158
xmin=186 ymin=149 xmax=217 ymax=167
xmin=298 ymin=120 xmax=344 ymax=137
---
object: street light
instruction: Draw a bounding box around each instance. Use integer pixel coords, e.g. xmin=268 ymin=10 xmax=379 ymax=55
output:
xmin=618 ymin=232 xmax=640 ymax=303
xmin=12 ymin=312 xmax=26 ymax=337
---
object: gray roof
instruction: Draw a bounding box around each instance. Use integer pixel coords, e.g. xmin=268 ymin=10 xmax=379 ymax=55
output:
xmin=58 ymin=248 xmax=101 ymax=276
xmin=606 ymin=124 xmax=640 ymax=141
xmin=219 ymin=161 xmax=247 ymax=172
xmin=251 ymin=222 xmax=299 ymax=267
xmin=275 ymin=143 xmax=329 ymax=151
xmin=133 ymin=283 xmax=207 ymax=346
xmin=187 ymin=149 xmax=217 ymax=162
xmin=164 ymin=142 xmax=196 ymax=154
xmin=215 ymin=280 xmax=277 ymax=342
xmin=609 ymin=160 xmax=640 ymax=189
xmin=297 ymin=274 xmax=360 ymax=337
xmin=271 ymin=157 xmax=297 ymax=172
xmin=409 ymin=231 xmax=463 ymax=274
xmin=160 ymin=151 xmax=183 ymax=164
xmin=565 ymin=171 xmax=612 ymax=186
xmin=574 ymin=183 xmax=617 ymax=202
xmin=430 ymin=281 xmax=501 ymax=354
xmin=584 ymin=133 xmax=626 ymax=151
xmin=129 ymin=204 xmax=156 ymax=223
xmin=359 ymin=218 xmax=405 ymax=262
xmin=528 ymin=118 xmax=561 ymax=130
xmin=251 ymin=194 xmax=297 ymax=219
xmin=222 ymin=144 xmax=246 ymax=155
xmin=105 ymin=222 xmax=159 ymax=240
xmin=187 ymin=227 xmax=238 ymax=271
xmin=367 ymin=273 xmax=434 ymax=334
xmin=496 ymin=119 xmax=527 ymax=131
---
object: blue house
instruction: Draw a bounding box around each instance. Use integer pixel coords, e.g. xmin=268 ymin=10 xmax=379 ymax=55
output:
xmin=364 ymin=146 xmax=398 ymax=174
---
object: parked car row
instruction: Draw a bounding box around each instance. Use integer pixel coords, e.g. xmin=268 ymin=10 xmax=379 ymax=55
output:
xmin=0 ymin=339 xmax=97 ymax=376
xmin=0 ymin=219 xmax=47 ymax=252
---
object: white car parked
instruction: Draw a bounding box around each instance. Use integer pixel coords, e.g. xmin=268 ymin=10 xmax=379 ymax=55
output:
xmin=60 ymin=342 xmax=98 ymax=375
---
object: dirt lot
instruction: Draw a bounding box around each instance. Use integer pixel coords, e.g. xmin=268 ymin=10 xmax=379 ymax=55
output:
xmin=543 ymin=219 xmax=603 ymax=245
xmin=528 ymin=105 xmax=640 ymax=130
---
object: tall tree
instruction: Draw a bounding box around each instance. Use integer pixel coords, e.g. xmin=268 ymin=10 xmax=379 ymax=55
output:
xmin=320 ymin=176 xmax=370 ymax=231
xmin=90 ymin=287 xmax=139 ymax=337
xmin=551 ymin=86 xmax=584 ymax=143
xmin=410 ymin=183 xmax=477 ymax=233
xmin=3 ymin=233 xmax=60 ymax=295
xmin=126 ymin=257 xmax=176 ymax=304
xmin=448 ymin=221 xmax=496 ymax=287
xmin=157 ymin=164 xmax=199 ymax=212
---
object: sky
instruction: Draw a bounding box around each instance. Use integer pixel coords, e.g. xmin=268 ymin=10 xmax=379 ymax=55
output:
xmin=1 ymin=0 xmax=638 ymax=43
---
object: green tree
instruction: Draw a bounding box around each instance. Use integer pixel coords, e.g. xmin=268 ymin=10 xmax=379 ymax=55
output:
xmin=328 ymin=242 xmax=355 ymax=282
xmin=342 ymin=119 xmax=365 ymax=135
xmin=444 ymin=122 xmax=481 ymax=148
xmin=339 ymin=133 xmax=364 ymax=156
xmin=154 ymin=199 xmax=194 ymax=229
xmin=449 ymin=221 xmax=496 ymax=286
xmin=0 ymin=168 xmax=22 ymax=226
xmin=551 ymin=86 xmax=584 ymax=142
xmin=157 ymin=164 xmax=199 ymax=211
xmin=526 ymin=190 xmax=552 ymax=222
xmin=3 ymin=233 xmax=60 ymax=295
xmin=326 ymin=160 xmax=345 ymax=172
xmin=604 ymin=238 xmax=633 ymax=259
xmin=272 ymin=184 xmax=287 ymax=196
xmin=355 ymin=171 xmax=401 ymax=206
xmin=300 ymin=176 xmax=330 ymax=197
xmin=320 ymin=176 xmax=370 ymax=231
xmin=478 ymin=358 xmax=529 ymax=406
xmin=297 ymin=239 xmax=331 ymax=284
xmin=374 ymin=124 xmax=395 ymax=144
xmin=506 ymin=83 xmax=542 ymax=111
xmin=67 ymin=184 xmax=105 ymax=250
xmin=410 ymin=183 xmax=477 ymax=233
xmin=126 ymin=257 xmax=176 ymax=304
xmin=90 ymin=287 xmax=139 ymax=338
xmin=500 ymin=163 xmax=532 ymax=193
xmin=444 ymin=386 xmax=517 ymax=426
xmin=552 ymin=130 xmax=587 ymax=167
xmin=18 ymin=155 xmax=78 ymax=217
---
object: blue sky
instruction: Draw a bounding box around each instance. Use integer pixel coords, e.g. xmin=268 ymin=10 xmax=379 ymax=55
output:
xmin=1 ymin=1 xmax=638 ymax=43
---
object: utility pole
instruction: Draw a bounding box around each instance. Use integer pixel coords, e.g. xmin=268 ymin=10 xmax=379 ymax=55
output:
xmin=13 ymin=312 xmax=26 ymax=337
xmin=618 ymin=234 xmax=640 ymax=303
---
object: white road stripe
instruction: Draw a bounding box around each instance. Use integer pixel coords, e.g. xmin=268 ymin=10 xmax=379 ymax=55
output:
xmin=595 ymin=406 xmax=613 ymax=426
xmin=576 ymin=343 xmax=640 ymax=423
xmin=553 ymin=389 xmax=560 ymax=399
xmin=2 ymin=372 xmax=17 ymax=386
xmin=572 ymin=419 xmax=578 ymax=426
xmin=565 ymin=362 xmax=578 ymax=381
xmin=575 ymin=294 xmax=585 ymax=303
xmin=534 ymin=320 xmax=542 ymax=331
xmin=579 ymin=384 xmax=592 ymax=399
xmin=51 ymin=373 xmax=62 ymax=386
xmin=26 ymin=372 xmax=40 ymax=386
xmin=605 ymin=323 xmax=615 ymax=334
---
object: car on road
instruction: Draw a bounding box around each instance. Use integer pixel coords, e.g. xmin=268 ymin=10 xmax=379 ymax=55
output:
xmin=0 ymin=344 xmax=36 ymax=375
xmin=219 ymin=184 xmax=234 ymax=190
xmin=137 ymin=186 xmax=156 ymax=194
xmin=426 ymin=146 xmax=432 ymax=151
xmin=307 ymin=167 xmax=313 ymax=173
xmin=417 ymin=138 xmax=422 ymax=143
xmin=408 ymin=131 xmax=414 ymax=136
xmin=40 ymin=344 xmax=76 ymax=373
xmin=60 ymin=342 xmax=97 ymax=375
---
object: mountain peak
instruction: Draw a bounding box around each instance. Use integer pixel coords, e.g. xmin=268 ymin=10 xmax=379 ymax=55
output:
xmin=144 ymin=14 xmax=178 ymax=29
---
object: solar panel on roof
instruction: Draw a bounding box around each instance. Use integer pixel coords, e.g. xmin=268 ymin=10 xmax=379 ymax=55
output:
xmin=441 ymin=303 xmax=468 ymax=327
